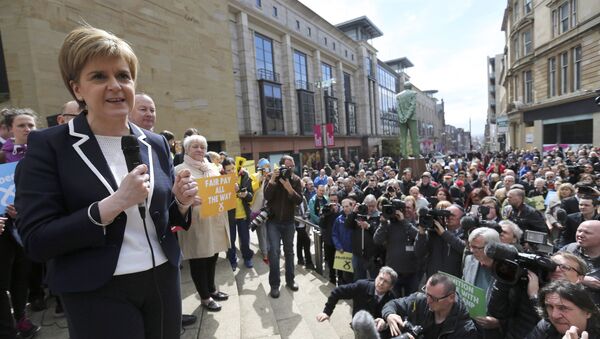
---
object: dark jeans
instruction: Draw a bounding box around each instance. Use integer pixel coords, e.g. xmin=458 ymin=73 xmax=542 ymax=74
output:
xmin=352 ymin=255 xmax=377 ymax=281
xmin=267 ymin=220 xmax=295 ymax=287
xmin=189 ymin=254 xmax=218 ymax=300
xmin=323 ymin=243 xmax=337 ymax=284
xmin=227 ymin=218 xmax=253 ymax=265
xmin=295 ymin=227 xmax=313 ymax=265
xmin=0 ymin=231 xmax=31 ymax=339
xmin=393 ymin=272 xmax=419 ymax=297
xmin=61 ymin=262 xmax=181 ymax=339
xmin=28 ymin=262 xmax=45 ymax=302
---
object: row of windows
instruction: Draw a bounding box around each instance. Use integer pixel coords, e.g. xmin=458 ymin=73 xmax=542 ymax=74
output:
xmin=256 ymin=0 xmax=355 ymax=61
xmin=547 ymin=46 xmax=582 ymax=98
xmin=512 ymin=28 xmax=532 ymax=61
xmin=254 ymin=32 xmax=359 ymax=135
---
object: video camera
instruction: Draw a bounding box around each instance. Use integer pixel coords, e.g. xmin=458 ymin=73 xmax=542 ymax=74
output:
xmin=320 ymin=203 xmax=336 ymax=216
xmin=382 ymin=199 xmax=405 ymax=219
xmin=484 ymin=242 xmax=557 ymax=285
xmin=461 ymin=205 xmax=501 ymax=235
xmin=397 ymin=321 xmax=424 ymax=339
xmin=417 ymin=207 xmax=452 ymax=232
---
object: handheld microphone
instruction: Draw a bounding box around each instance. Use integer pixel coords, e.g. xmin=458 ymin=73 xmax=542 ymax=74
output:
xmin=121 ymin=135 xmax=146 ymax=218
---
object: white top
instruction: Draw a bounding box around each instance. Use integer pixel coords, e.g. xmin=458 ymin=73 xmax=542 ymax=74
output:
xmin=96 ymin=135 xmax=168 ymax=275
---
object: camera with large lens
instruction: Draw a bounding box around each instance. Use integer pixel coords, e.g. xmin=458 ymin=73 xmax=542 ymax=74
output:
xmin=484 ymin=242 xmax=557 ymax=285
xmin=250 ymin=207 xmax=270 ymax=232
xmin=320 ymin=203 xmax=335 ymax=216
xmin=397 ymin=321 xmax=424 ymax=339
xmin=418 ymin=207 xmax=451 ymax=231
xmin=355 ymin=203 xmax=370 ymax=221
xmin=382 ymin=199 xmax=405 ymax=219
xmin=460 ymin=215 xmax=501 ymax=236
xmin=279 ymin=166 xmax=293 ymax=181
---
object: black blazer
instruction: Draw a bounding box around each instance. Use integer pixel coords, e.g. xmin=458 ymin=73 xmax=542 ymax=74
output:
xmin=322 ymin=279 xmax=395 ymax=319
xmin=15 ymin=113 xmax=190 ymax=293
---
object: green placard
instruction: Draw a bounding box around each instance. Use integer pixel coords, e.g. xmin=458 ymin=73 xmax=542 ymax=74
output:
xmin=438 ymin=272 xmax=487 ymax=318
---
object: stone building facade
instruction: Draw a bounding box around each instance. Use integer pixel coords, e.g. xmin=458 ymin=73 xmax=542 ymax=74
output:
xmin=501 ymin=0 xmax=600 ymax=150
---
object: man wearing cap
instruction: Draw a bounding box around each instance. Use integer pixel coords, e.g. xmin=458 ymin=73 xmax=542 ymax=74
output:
xmin=417 ymin=172 xmax=437 ymax=201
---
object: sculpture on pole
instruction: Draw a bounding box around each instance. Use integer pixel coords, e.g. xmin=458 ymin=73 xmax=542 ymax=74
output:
xmin=395 ymin=82 xmax=420 ymax=157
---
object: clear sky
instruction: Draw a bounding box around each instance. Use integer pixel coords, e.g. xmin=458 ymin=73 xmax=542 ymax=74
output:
xmin=299 ymin=0 xmax=507 ymax=136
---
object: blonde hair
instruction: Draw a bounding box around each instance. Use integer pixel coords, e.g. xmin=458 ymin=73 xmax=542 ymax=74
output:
xmin=59 ymin=25 xmax=138 ymax=108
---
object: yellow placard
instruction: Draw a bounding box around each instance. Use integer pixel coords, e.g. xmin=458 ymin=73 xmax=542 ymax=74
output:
xmin=196 ymin=173 xmax=237 ymax=217
xmin=243 ymin=160 xmax=255 ymax=175
xmin=235 ymin=156 xmax=246 ymax=173
xmin=527 ymin=195 xmax=546 ymax=211
xmin=333 ymin=251 xmax=354 ymax=273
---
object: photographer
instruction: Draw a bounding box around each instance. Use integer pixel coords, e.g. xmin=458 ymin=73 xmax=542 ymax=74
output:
xmin=382 ymin=273 xmax=479 ymax=339
xmin=526 ymin=281 xmax=600 ymax=339
xmin=319 ymin=193 xmax=341 ymax=285
xmin=506 ymin=188 xmax=548 ymax=236
xmin=363 ymin=175 xmax=383 ymax=199
xmin=346 ymin=194 xmax=383 ymax=280
xmin=264 ymin=155 xmax=303 ymax=298
xmin=415 ymin=205 xmax=466 ymax=278
xmin=556 ymin=196 xmax=600 ymax=249
xmin=373 ymin=198 xmax=419 ymax=297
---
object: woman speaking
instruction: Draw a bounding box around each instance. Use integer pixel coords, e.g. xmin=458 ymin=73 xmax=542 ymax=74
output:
xmin=14 ymin=26 xmax=197 ymax=339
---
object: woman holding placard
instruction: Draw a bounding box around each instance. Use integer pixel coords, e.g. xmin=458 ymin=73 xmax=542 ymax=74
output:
xmin=175 ymin=135 xmax=230 ymax=312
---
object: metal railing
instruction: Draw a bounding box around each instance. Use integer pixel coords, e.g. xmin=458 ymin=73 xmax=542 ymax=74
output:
xmin=294 ymin=216 xmax=323 ymax=275
xmin=257 ymin=68 xmax=280 ymax=83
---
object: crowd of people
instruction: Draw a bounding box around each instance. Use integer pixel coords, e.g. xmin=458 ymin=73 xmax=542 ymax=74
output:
xmin=2 ymin=24 xmax=600 ymax=339
xmin=304 ymin=147 xmax=600 ymax=338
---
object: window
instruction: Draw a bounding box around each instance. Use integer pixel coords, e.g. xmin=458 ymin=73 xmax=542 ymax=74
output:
xmin=293 ymin=50 xmax=308 ymax=90
xmin=254 ymin=33 xmax=276 ymax=81
xmin=296 ymin=20 xmax=300 ymax=30
xmin=325 ymin=96 xmax=339 ymax=133
xmin=513 ymin=36 xmax=520 ymax=60
xmin=523 ymin=30 xmax=532 ymax=56
xmin=321 ymin=62 xmax=334 ymax=97
xmin=513 ymin=0 xmax=520 ymax=22
xmin=324 ymin=37 xmax=327 ymax=46
xmin=351 ymin=54 xmax=354 ymax=61
xmin=297 ymin=91 xmax=315 ymax=135
xmin=523 ymin=70 xmax=533 ymax=103
xmin=548 ymin=57 xmax=556 ymax=97
xmin=344 ymin=50 xmax=348 ymax=57
xmin=514 ymin=74 xmax=520 ymax=101
xmin=272 ymin=6 xmax=278 ymax=17
xmin=524 ymin=0 xmax=532 ymax=14
xmin=343 ymin=72 xmax=353 ymax=102
xmin=307 ymin=27 xmax=311 ymax=36
xmin=256 ymin=0 xmax=261 ymax=8
xmin=554 ymin=0 xmax=577 ymax=35
xmin=573 ymin=46 xmax=581 ymax=91
xmin=260 ymin=83 xmax=284 ymax=134
xmin=0 ymin=34 xmax=9 ymax=101
xmin=378 ymin=65 xmax=398 ymax=135
xmin=560 ymin=51 xmax=568 ymax=94
xmin=365 ymin=56 xmax=373 ymax=77
xmin=333 ymin=42 xmax=336 ymax=51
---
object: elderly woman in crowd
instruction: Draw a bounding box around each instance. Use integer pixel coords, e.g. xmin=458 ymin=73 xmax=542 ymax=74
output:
xmin=545 ymin=182 xmax=576 ymax=244
xmin=498 ymin=220 xmax=524 ymax=251
xmin=175 ymin=135 xmax=230 ymax=312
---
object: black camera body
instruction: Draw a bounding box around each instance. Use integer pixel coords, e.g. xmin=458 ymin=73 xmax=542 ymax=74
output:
xmin=279 ymin=166 xmax=293 ymax=180
xmin=418 ymin=207 xmax=451 ymax=231
xmin=485 ymin=242 xmax=557 ymax=285
xmin=460 ymin=215 xmax=501 ymax=236
xmin=398 ymin=321 xmax=424 ymax=339
xmin=320 ymin=203 xmax=335 ymax=216
xmin=382 ymin=199 xmax=405 ymax=219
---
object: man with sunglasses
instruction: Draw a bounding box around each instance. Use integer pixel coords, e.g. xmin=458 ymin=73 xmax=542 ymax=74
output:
xmin=382 ymin=273 xmax=479 ymax=338
xmin=56 ymin=100 xmax=80 ymax=125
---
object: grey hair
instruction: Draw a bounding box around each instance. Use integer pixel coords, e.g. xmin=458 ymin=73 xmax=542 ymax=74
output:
xmin=499 ymin=220 xmax=523 ymax=241
xmin=363 ymin=194 xmax=377 ymax=205
xmin=534 ymin=178 xmax=546 ymax=186
xmin=379 ymin=266 xmax=398 ymax=286
xmin=468 ymin=227 xmax=500 ymax=243
xmin=183 ymin=135 xmax=207 ymax=153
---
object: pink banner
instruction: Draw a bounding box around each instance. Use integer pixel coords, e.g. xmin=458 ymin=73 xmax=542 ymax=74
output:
xmin=314 ymin=125 xmax=323 ymax=148
xmin=325 ymin=123 xmax=335 ymax=147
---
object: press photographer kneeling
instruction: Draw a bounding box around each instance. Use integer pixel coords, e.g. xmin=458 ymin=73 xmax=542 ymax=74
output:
xmin=373 ymin=198 xmax=420 ymax=296
xmin=381 ymin=273 xmax=479 ymax=339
